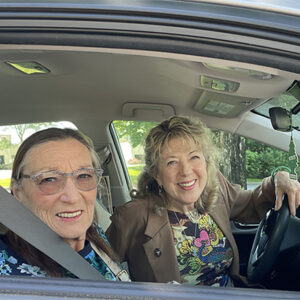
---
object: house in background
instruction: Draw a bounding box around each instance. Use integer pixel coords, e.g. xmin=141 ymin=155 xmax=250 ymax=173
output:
xmin=121 ymin=142 xmax=145 ymax=165
xmin=0 ymin=135 xmax=18 ymax=169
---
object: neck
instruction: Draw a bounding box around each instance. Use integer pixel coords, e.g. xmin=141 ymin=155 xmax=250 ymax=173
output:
xmin=167 ymin=202 xmax=195 ymax=214
xmin=64 ymin=237 xmax=85 ymax=252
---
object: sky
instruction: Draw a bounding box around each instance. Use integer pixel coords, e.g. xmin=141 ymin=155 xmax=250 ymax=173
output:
xmin=0 ymin=121 xmax=77 ymax=144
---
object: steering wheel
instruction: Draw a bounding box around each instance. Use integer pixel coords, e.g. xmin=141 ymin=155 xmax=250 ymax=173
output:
xmin=247 ymin=194 xmax=290 ymax=283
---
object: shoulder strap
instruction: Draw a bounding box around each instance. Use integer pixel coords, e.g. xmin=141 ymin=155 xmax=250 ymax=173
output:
xmin=0 ymin=186 xmax=106 ymax=281
xmin=90 ymin=242 xmax=131 ymax=282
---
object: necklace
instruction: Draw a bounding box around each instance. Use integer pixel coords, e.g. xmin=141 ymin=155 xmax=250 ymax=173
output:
xmin=173 ymin=210 xmax=198 ymax=257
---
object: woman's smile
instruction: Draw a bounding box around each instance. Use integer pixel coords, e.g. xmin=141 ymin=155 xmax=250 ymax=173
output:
xmin=178 ymin=179 xmax=197 ymax=190
xmin=56 ymin=210 xmax=83 ymax=222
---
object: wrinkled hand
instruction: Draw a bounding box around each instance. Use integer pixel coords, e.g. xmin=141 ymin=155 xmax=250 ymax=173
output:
xmin=274 ymin=171 xmax=300 ymax=216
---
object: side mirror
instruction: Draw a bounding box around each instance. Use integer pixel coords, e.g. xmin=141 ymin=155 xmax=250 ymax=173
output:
xmin=269 ymin=107 xmax=292 ymax=132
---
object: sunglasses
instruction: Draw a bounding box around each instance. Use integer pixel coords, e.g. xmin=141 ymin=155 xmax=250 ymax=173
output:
xmin=22 ymin=168 xmax=103 ymax=195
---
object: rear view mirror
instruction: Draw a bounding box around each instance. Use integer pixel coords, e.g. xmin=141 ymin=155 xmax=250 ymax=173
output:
xmin=269 ymin=107 xmax=292 ymax=132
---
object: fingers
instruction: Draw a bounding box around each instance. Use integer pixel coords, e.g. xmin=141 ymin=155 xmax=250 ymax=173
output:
xmin=275 ymin=188 xmax=283 ymax=211
xmin=274 ymin=171 xmax=300 ymax=216
xmin=296 ymin=193 xmax=300 ymax=210
xmin=275 ymin=191 xmax=296 ymax=216
xmin=288 ymin=180 xmax=300 ymax=216
xmin=295 ymin=186 xmax=300 ymax=216
xmin=276 ymin=183 xmax=300 ymax=216
xmin=288 ymin=193 xmax=296 ymax=217
xmin=274 ymin=172 xmax=289 ymax=212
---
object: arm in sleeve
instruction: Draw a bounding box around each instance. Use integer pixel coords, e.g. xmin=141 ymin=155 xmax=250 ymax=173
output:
xmin=105 ymin=207 xmax=128 ymax=262
xmin=105 ymin=200 xmax=147 ymax=263
xmin=218 ymin=172 xmax=275 ymax=223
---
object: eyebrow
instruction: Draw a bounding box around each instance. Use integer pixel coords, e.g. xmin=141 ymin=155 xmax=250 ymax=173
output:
xmin=165 ymin=150 xmax=200 ymax=159
xmin=189 ymin=150 xmax=199 ymax=155
xmin=26 ymin=165 xmax=93 ymax=174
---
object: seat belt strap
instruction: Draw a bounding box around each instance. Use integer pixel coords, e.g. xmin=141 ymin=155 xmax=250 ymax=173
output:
xmin=90 ymin=242 xmax=130 ymax=282
xmin=0 ymin=186 xmax=106 ymax=281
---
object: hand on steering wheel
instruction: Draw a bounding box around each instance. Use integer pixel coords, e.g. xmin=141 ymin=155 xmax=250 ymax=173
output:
xmin=247 ymin=195 xmax=290 ymax=283
xmin=274 ymin=171 xmax=300 ymax=216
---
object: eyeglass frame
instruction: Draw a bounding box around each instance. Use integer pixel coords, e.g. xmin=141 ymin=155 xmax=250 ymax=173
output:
xmin=21 ymin=167 xmax=103 ymax=194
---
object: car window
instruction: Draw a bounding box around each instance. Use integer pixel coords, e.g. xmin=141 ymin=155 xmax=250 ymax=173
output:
xmin=113 ymin=120 xmax=292 ymax=190
xmin=112 ymin=120 xmax=158 ymax=188
xmin=0 ymin=121 xmax=77 ymax=192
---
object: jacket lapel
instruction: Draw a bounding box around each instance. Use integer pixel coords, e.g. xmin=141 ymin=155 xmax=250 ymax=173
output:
xmin=143 ymin=199 xmax=181 ymax=283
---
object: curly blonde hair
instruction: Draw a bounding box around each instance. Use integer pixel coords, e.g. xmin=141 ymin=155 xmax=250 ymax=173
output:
xmin=132 ymin=115 xmax=220 ymax=213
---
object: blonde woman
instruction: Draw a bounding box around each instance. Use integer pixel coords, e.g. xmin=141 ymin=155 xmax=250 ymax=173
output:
xmin=106 ymin=116 xmax=300 ymax=286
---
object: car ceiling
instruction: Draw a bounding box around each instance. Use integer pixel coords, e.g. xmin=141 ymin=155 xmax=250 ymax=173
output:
xmin=0 ymin=47 xmax=297 ymax=127
xmin=0 ymin=0 xmax=299 ymax=150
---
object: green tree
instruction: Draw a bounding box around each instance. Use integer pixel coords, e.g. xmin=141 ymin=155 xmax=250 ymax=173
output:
xmin=245 ymin=139 xmax=289 ymax=179
xmin=213 ymin=131 xmax=247 ymax=189
xmin=0 ymin=138 xmax=12 ymax=151
xmin=113 ymin=121 xmax=158 ymax=148
xmin=3 ymin=122 xmax=55 ymax=143
xmin=246 ymin=139 xmax=267 ymax=153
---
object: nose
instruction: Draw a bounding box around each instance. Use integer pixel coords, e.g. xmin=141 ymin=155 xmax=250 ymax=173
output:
xmin=179 ymin=160 xmax=192 ymax=176
xmin=59 ymin=177 xmax=81 ymax=203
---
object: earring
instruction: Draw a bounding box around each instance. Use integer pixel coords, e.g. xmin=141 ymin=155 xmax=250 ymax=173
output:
xmin=158 ymin=185 xmax=163 ymax=195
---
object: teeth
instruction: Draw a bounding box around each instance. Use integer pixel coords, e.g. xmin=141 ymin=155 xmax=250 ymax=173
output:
xmin=57 ymin=211 xmax=81 ymax=218
xmin=178 ymin=180 xmax=196 ymax=187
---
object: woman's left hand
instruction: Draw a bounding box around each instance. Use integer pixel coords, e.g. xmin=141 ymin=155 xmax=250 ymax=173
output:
xmin=274 ymin=171 xmax=300 ymax=216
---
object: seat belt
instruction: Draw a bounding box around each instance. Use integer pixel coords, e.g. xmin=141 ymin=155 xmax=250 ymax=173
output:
xmin=0 ymin=186 xmax=106 ymax=281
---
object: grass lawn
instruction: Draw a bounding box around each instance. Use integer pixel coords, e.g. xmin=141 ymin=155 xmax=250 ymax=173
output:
xmin=247 ymin=178 xmax=262 ymax=183
xmin=0 ymin=178 xmax=11 ymax=189
xmin=127 ymin=165 xmax=144 ymax=188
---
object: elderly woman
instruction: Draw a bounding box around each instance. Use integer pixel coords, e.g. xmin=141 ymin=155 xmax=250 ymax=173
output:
xmin=0 ymin=128 xmax=126 ymax=279
xmin=106 ymin=116 xmax=300 ymax=286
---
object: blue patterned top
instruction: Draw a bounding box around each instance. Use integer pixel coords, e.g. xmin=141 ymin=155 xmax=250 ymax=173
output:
xmin=0 ymin=226 xmax=117 ymax=280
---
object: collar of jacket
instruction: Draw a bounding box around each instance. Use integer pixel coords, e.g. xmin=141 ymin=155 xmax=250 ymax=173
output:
xmin=144 ymin=196 xmax=169 ymax=238
xmin=143 ymin=196 xmax=181 ymax=283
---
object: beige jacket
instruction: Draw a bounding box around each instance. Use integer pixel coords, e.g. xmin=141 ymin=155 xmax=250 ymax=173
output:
xmin=106 ymin=172 xmax=275 ymax=283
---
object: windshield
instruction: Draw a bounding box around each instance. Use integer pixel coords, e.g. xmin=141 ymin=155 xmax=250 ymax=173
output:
xmin=253 ymin=81 xmax=300 ymax=130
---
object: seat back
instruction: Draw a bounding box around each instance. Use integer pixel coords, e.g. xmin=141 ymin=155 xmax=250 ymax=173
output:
xmin=95 ymin=200 xmax=111 ymax=232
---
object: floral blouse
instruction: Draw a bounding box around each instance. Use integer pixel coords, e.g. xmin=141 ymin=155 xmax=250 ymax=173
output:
xmin=168 ymin=209 xmax=233 ymax=286
xmin=0 ymin=226 xmax=117 ymax=280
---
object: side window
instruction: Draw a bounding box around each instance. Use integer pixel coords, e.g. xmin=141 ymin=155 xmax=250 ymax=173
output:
xmin=113 ymin=120 xmax=158 ymax=188
xmin=0 ymin=122 xmax=77 ymax=191
xmin=213 ymin=131 xmax=290 ymax=190
xmin=113 ymin=121 xmax=290 ymax=191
